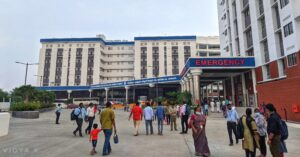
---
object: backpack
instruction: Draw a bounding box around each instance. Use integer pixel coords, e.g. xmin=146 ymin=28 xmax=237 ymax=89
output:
xmin=280 ymin=120 xmax=289 ymax=140
xmin=236 ymin=116 xmax=244 ymax=139
xmin=70 ymin=108 xmax=81 ymax=121
xmin=185 ymin=105 xmax=191 ymax=116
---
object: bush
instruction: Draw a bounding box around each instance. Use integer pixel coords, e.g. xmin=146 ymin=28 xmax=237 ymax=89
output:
xmin=40 ymin=103 xmax=55 ymax=109
xmin=10 ymin=102 xmax=41 ymax=111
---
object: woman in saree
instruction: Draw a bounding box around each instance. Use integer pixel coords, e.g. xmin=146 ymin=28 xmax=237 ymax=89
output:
xmin=191 ymin=107 xmax=210 ymax=157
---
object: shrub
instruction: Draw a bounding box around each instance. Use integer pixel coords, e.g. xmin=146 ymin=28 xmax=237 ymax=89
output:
xmin=40 ymin=103 xmax=55 ymax=109
xmin=10 ymin=102 xmax=41 ymax=111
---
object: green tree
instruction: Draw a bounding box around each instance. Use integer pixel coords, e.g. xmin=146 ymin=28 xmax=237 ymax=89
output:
xmin=34 ymin=90 xmax=55 ymax=105
xmin=11 ymin=85 xmax=37 ymax=103
xmin=0 ymin=89 xmax=9 ymax=100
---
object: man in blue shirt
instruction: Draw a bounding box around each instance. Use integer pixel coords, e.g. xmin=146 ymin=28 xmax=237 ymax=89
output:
xmin=226 ymin=103 xmax=239 ymax=146
xmin=156 ymin=102 xmax=165 ymax=135
xmin=143 ymin=102 xmax=154 ymax=135
xmin=73 ymin=103 xmax=87 ymax=137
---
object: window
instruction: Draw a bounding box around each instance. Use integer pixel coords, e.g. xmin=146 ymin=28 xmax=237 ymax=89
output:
xmin=278 ymin=59 xmax=286 ymax=76
xmin=283 ymin=22 xmax=293 ymax=37
xmin=198 ymin=44 xmax=207 ymax=49
xmin=264 ymin=64 xmax=271 ymax=80
xmin=287 ymin=53 xmax=297 ymax=67
xmin=280 ymin=0 xmax=289 ymax=8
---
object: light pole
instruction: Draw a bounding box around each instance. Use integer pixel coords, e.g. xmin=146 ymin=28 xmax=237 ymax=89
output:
xmin=147 ymin=65 xmax=159 ymax=102
xmin=34 ymin=75 xmax=43 ymax=86
xmin=132 ymin=76 xmax=136 ymax=102
xmin=15 ymin=62 xmax=39 ymax=85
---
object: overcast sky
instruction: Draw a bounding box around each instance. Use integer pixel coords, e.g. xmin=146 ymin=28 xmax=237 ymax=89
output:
xmin=0 ymin=0 xmax=219 ymax=92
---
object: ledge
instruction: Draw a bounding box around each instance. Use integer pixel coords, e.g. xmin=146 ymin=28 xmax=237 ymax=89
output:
xmin=12 ymin=111 xmax=39 ymax=119
xmin=0 ymin=112 xmax=10 ymax=137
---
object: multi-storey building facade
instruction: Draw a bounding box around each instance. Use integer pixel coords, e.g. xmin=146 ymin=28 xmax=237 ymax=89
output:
xmin=218 ymin=0 xmax=300 ymax=121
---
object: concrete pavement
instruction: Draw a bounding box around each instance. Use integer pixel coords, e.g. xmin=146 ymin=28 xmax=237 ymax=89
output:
xmin=0 ymin=109 xmax=300 ymax=157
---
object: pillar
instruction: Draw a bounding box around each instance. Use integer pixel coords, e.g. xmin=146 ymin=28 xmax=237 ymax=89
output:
xmin=217 ymin=81 xmax=220 ymax=100
xmin=89 ymin=89 xmax=92 ymax=98
xmin=184 ymin=77 xmax=190 ymax=92
xmin=67 ymin=90 xmax=72 ymax=99
xmin=105 ymin=88 xmax=109 ymax=103
xmin=251 ymin=69 xmax=258 ymax=107
xmin=241 ymin=73 xmax=247 ymax=107
xmin=125 ymin=86 xmax=129 ymax=105
xmin=230 ymin=76 xmax=235 ymax=105
xmin=188 ymin=73 xmax=194 ymax=103
xmin=223 ymin=80 xmax=227 ymax=99
xmin=191 ymin=69 xmax=202 ymax=105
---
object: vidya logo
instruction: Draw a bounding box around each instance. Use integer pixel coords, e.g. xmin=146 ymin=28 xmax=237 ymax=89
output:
xmin=2 ymin=147 xmax=38 ymax=154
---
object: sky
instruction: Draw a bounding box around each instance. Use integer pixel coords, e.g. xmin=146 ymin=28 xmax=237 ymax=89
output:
xmin=0 ymin=0 xmax=219 ymax=92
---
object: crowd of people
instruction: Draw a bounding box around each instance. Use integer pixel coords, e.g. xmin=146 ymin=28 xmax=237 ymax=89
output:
xmin=54 ymin=98 xmax=289 ymax=157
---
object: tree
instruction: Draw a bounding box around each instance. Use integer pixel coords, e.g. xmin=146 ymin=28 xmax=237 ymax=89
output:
xmin=0 ymin=89 xmax=9 ymax=100
xmin=11 ymin=85 xmax=37 ymax=103
xmin=34 ymin=90 xmax=55 ymax=105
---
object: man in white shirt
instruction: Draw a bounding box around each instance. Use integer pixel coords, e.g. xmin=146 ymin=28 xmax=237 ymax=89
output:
xmin=216 ymin=100 xmax=221 ymax=113
xmin=85 ymin=103 xmax=95 ymax=134
xmin=210 ymin=99 xmax=215 ymax=112
xmin=143 ymin=102 xmax=154 ymax=135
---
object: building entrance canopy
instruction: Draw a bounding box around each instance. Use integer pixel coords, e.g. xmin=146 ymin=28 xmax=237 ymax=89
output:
xmin=180 ymin=57 xmax=255 ymax=86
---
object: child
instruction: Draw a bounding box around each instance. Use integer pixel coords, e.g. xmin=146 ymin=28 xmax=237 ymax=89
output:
xmin=204 ymin=103 xmax=209 ymax=116
xmin=89 ymin=123 xmax=101 ymax=155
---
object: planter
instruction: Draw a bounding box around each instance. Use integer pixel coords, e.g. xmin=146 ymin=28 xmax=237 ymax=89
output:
xmin=12 ymin=111 xmax=39 ymax=119
xmin=38 ymin=107 xmax=55 ymax=113
xmin=0 ymin=112 xmax=10 ymax=136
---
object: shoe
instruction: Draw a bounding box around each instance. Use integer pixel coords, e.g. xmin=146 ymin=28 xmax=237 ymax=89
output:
xmin=229 ymin=143 xmax=233 ymax=146
xmin=108 ymin=149 xmax=111 ymax=154
xmin=73 ymin=132 xmax=76 ymax=136
xmin=180 ymin=132 xmax=184 ymax=134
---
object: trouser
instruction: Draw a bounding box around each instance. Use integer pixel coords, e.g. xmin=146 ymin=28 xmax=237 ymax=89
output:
xmin=181 ymin=115 xmax=189 ymax=133
xmin=204 ymin=109 xmax=208 ymax=116
xmin=55 ymin=112 xmax=60 ymax=124
xmin=227 ymin=121 xmax=238 ymax=144
xmin=259 ymin=135 xmax=267 ymax=156
xmin=102 ymin=129 xmax=112 ymax=155
xmin=270 ymin=135 xmax=281 ymax=157
xmin=74 ymin=118 xmax=83 ymax=136
xmin=133 ymin=120 xmax=141 ymax=135
xmin=166 ymin=115 xmax=171 ymax=125
xmin=157 ymin=118 xmax=164 ymax=134
xmin=170 ymin=116 xmax=177 ymax=130
xmin=85 ymin=116 xmax=94 ymax=134
xmin=245 ymin=149 xmax=256 ymax=157
xmin=145 ymin=120 xmax=153 ymax=135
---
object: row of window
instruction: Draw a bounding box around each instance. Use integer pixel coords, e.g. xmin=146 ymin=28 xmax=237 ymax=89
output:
xmin=107 ymin=46 xmax=133 ymax=50
xmin=46 ymin=43 xmax=98 ymax=48
xmin=140 ymin=41 xmax=191 ymax=46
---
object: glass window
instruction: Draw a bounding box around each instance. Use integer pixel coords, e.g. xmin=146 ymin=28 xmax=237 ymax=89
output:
xmin=280 ymin=0 xmax=289 ymax=8
xmin=283 ymin=22 xmax=293 ymax=37
xmin=287 ymin=53 xmax=297 ymax=67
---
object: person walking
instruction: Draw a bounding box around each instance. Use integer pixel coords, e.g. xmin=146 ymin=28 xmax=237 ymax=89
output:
xmin=143 ymin=102 xmax=154 ymax=135
xmin=156 ymin=102 xmax=165 ymax=135
xmin=265 ymin=104 xmax=282 ymax=157
xmin=169 ymin=104 xmax=177 ymax=131
xmin=216 ymin=100 xmax=221 ymax=113
xmin=100 ymin=102 xmax=117 ymax=156
xmin=180 ymin=102 xmax=190 ymax=134
xmin=55 ymin=104 xmax=62 ymax=124
xmin=241 ymin=108 xmax=260 ymax=157
xmin=73 ymin=103 xmax=87 ymax=137
xmin=204 ymin=101 xmax=209 ymax=116
xmin=226 ymin=103 xmax=239 ymax=146
xmin=190 ymin=107 xmax=210 ymax=157
xmin=210 ymin=99 xmax=215 ymax=113
xmin=166 ymin=104 xmax=171 ymax=125
xmin=89 ymin=123 xmax=101 ymax=155
xmin=129 ymin=102 xmax=143 ymax=136
xmin=254 ymin=108 xmax=267 ymax=157
xmin=86 ymin=103 xmax=96 ymax=135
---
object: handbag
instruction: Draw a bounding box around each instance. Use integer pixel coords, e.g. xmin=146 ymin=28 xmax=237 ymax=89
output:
xmin=114 ymin=134 xmax=119 ymax=144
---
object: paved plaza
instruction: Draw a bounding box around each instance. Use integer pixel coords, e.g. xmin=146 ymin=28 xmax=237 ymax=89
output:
xmin=0 ymin=109 xmax=300 ymax=157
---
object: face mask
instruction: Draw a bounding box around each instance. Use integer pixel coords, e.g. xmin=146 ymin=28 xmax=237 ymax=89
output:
xmin=255 ymin=112 xmax=260 ymax=116
xmin=196 ymin=112 xmax=201 ymax=115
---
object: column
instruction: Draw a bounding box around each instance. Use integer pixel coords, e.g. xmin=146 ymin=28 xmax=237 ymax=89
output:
xmin=241 ymin=73 xmax=247 ymax=107
xmin=191 ymin=69 xmax=202 ymax=105
xmin=223 ymin=80 xmax=227 ymax=99
xmin=180 ymin=81 xmax=185 ymax=92
xmin=184 ymin=77 xmax=190 ymax=92
xmin=89 ymin=89 xmax=92 ymax=98
xmin=67 ymin=90 xmax=72 ymax=99
xmin=125 ymin=86 xmax=129 ymax=105
xmin=217 ymin=81 xmax=220 ymax=100
xmin=251 ymin=69 xmax=258 ymax=107
xmin=206 ymin=85 xmax=209 ymax=100
xmin=188 ymin=73 xmax=194 ymax=103
xmin=105 ymin=88 xmax=109 ymax=103
xmin=230 ymin=76 xmax=235 ymax=105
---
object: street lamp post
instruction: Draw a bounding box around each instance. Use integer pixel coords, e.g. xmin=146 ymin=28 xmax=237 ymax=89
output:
xmin=34 ymin=75 xmax=43 ymax=86
xmin=15 ymin=62 xmax=38 ymax=85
